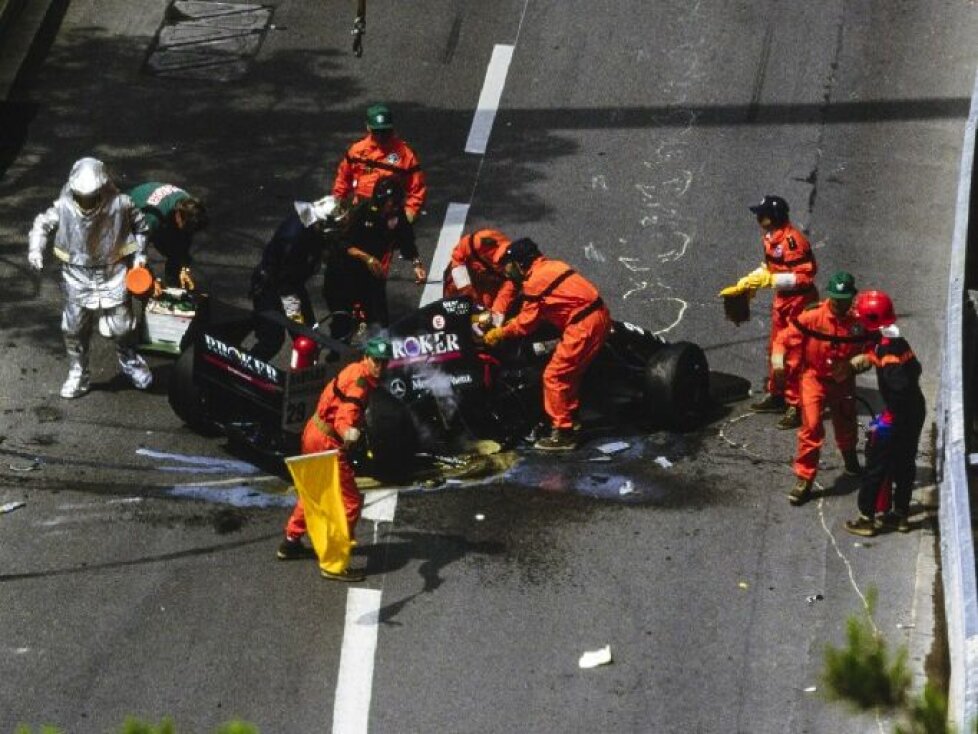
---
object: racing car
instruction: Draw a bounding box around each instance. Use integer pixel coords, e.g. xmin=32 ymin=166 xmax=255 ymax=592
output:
xmin=167 ymin=295 xmax=710 ymax=479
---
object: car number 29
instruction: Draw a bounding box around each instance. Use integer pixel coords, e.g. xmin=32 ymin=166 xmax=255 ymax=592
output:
xmin=286 ymin=400 xmax=307 ymax=423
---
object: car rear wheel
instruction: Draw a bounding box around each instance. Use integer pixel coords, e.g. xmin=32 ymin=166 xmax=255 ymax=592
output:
xmin=643 ymin=341 xmax=710 ymax=430
xmin=168 ymin=345 xmax=221 ymax=435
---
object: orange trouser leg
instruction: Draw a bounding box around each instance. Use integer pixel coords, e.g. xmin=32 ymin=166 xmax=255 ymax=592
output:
xmin=767 ymin=293 xmax=815 ymax=404
xmin=285 ymin=499 xmax=307 ymax=540
xmin=542 ymin=311 xmax=611 ymax=429
xmin=793 ymin=371 xmax=828 ymax=481
xmin=793 ymin=373 xmax=859 ymax=480
xmin=286 ymin=424 xmax=362 ymax=539
xmin=827 ymin=382 xmax=859 ymax=452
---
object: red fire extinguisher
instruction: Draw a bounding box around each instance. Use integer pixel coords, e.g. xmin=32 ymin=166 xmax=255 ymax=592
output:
xmin=290 ymin=335 xmax=318 ymax=370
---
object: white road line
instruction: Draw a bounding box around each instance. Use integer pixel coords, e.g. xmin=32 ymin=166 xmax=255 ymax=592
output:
xmin=332 ymin=37 xmax=520 ymax=734
xmin=420 ymin=202 xmax=470 ymax=306
xmin=362 ymin=489 xmax=398 ymax=523
xmin=332 ymin=588 xmax=383 ymax=734
xmin=464 ymin=44 xmax=514 ymax=155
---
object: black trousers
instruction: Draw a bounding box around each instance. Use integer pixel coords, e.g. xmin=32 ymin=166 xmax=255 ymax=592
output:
xmin=856 ymin=409 xmax=926 ymax=517
xmin=322 ymin=256 xmax=389 ymax=338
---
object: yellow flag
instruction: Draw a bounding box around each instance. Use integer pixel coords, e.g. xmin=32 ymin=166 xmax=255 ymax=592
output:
xmin=285 ymin=450 xmax=352 ymax=574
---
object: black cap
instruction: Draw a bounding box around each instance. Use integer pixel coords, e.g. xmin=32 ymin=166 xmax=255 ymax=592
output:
xmin=749 ymin=195 xmax=790 ymax=224
xmin=502 ymin=238 xmax=542 ymax=270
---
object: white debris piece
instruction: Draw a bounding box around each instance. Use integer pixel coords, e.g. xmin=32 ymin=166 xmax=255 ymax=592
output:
xmin=596 ymin=441 xmax=630 ymax=455
xmin=0 ymin=501 xmax=26 ymax=515
xmin=578 ymin=645 xmax=612 ymax=669
xmin=654 ymin=456 xmax=673 ymax=469
xmin=619 ymin=480 xmax=635 ymax=496
xmin=803 ymin=686 xmax=817 ymax=693
xmin=475 ymin=513 xmax=485 ymax=521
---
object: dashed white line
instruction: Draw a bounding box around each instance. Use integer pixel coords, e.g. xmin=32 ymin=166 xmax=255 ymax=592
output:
xmin=420 ymin=202 xmax=471 ymax=306
xmin=333 ymin=37 xmax=517 ymax=734
xmin=464 ymin=44 xmax=514 ymax=155
xmin=332 ymin=588 xmax=383 ymax=734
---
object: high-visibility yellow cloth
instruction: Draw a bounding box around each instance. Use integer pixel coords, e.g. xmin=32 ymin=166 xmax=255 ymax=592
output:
xmin=285 ymin=450 xmax=351 ymax=574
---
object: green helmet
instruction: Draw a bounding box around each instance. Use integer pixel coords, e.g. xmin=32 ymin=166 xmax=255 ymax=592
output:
xmin=826 ymin=271 xmax=857 ymax=300
xmin=364 ymin=336 xmax=392 ymax=360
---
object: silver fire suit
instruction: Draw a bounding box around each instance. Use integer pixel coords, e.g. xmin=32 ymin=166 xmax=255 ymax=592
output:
xmin=28 ymin=177 xmax=151 ymax=395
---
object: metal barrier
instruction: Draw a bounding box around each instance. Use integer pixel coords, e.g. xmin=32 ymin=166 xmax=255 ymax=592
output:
xmin=938 ymin=67 xmax=978 ymax=731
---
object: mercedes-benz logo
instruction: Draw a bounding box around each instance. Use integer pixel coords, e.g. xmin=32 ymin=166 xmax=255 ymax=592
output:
xmin=389 ymin=378 xmax=407 ymax=398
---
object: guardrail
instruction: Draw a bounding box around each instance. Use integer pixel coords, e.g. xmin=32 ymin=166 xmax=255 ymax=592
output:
xmin=938 ymin=68 xmax=978 ymax=731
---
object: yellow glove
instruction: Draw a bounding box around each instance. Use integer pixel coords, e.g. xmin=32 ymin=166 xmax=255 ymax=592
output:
xmin=483 ymin=327 xmax=506 ymax=347
xmin=744 ymin=266 xmax=773 ymax=290
xmin=179 ymin=266 xmax=196 ymax=291
xmin=718 ymin=276 xmax=753 ymax=297
xmin=288 ymin=312 xmax=305 ymax=325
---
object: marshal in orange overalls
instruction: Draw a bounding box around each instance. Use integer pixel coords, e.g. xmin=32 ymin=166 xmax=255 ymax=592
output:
xmin=773 ymin=299 xmax=867 ymax=482
xmin=442 ymin=229 xmax=512 ymax=312
xmin=285 ymin=359 xmax=378 ymax=541
xmin=498 ymin=258 xmax=611 ymax=430
xmin=332 ymin=133 xmax=427 ymax=221
xmin=762 ymin=222 xmax=818 ymax=406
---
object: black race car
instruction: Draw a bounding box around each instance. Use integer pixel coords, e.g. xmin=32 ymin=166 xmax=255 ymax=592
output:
xmin=167 ymin=295 xmax=710 ymax=478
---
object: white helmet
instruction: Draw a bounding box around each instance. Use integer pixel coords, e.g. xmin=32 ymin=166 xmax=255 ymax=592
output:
xmin=68 ymin=157 xmax=109 ymax=213
xmin=294 ymin=195 xmax=342 ymax=228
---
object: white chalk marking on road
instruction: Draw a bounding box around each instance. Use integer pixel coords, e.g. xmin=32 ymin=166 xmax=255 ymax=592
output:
xmin=618 ymin=257 xmax=651 ymax=273
xmin=649 ymin=297 xmax=688 ymax=336
xmin=464 ymin=44 xmax=514 ymax=155
xmin=622 ymin=281 xmax=649 ymax=300
xmin=420 ymin=202 xmax=470 ymax=306
xmin=332 ymin=588 xmax=383 ymax=734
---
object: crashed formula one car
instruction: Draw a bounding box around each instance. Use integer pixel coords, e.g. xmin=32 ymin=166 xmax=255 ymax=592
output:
xmin=167 ymin=295 xmax=710 ymax=478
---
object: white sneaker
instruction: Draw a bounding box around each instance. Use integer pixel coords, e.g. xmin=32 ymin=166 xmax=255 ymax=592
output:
xmin=60 ymin=367 xmax=91 ymax=399
xmin=118 ymin=351 xmax=153 ymax=390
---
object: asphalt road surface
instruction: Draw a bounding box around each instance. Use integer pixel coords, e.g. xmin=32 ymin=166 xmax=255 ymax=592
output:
xmin=1 ymin=1 xmax=976 ymax=732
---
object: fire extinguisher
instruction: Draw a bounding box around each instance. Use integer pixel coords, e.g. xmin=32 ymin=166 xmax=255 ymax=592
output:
xmin=290 ymin=335 xmax=318 ymax=370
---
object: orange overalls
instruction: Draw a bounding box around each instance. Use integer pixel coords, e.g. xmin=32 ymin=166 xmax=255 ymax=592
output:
xmin=285 ymin=359 xmax=378 ymax=541
xmin=773 ymin=300 xmax=867 ymax=481
xmin=442 ymin=229 xmax=512 ymax=310
xmin=332 ymin=133 xmax=427 ymax=220
xmin=762 ymin=223 xmax=817 ymax=405
xmin=499 ymin=258 xmax=611 ymax=429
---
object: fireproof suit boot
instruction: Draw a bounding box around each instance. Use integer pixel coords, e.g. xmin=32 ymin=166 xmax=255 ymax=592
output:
xmin=842 ymin=449 xmax=862 ymax=477
xmin=60 ymin=353 xmax=91 ymax=399
xmin=788 ymin=478 xmax=814 ymax=506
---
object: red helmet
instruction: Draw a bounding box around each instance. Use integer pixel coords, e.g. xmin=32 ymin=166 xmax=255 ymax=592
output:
xmin=854 ymin=290 xmax=896 ymax=331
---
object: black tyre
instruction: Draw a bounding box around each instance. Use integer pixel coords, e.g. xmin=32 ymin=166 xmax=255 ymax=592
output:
xmin=643 ymin=341 xmax=710 ymax=430
xmin=364 ymin=388 xmax=418 ymax=480
xmin=168 ymin=345 xmax=221 ymax=435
